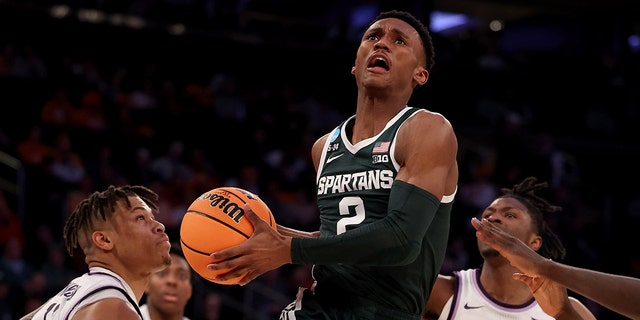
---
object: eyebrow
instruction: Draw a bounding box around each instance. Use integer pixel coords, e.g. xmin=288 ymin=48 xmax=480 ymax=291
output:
xmin=485 ymin=206 xmax=522 ymax=213
xmin=368 ymin=26 xmax=411 ymax=40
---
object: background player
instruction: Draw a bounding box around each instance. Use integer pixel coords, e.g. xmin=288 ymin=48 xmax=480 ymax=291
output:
xmin=21 ymin=185 xmax=171 ymax=320
xmin=423 ymin=177 xmax=595 ymax=320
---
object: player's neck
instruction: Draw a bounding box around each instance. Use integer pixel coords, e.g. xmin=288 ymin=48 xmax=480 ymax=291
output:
xmin=149 ymin=307 xmax=185 ymax=320
xmin=91 ymin=261 xmax=149 ymax=302
xmin=353 ymin=98 xmax=407 ymax=142
xmin=480 ymin=264 xmax=533 ymax=304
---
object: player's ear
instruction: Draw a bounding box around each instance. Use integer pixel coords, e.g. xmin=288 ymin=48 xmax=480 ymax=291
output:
xmin=92 ymin=230 xmax=114 ymax=251
xmin=351 ymin=66 xmax=357 ymax=75
xmin=414 ymin=67 xmax=428 ymax=86
xmin=529 ymin=234 xmax=542 ymax=251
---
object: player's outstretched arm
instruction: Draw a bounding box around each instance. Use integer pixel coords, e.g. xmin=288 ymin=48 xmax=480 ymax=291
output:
xmin=472 ymin=217 xmax=640 ymax=319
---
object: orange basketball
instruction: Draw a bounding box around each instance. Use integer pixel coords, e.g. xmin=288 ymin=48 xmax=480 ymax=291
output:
xmin=180 ymin=187 xmax=276 ymax=285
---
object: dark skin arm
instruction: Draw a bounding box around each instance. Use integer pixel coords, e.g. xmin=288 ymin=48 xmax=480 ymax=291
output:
xmin=472 ymin=217 xmax=640 ymax=319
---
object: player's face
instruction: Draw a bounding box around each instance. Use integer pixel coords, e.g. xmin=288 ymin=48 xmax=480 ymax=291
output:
xmin=111 ymin=196 xmax=171 ymax=272
xmin=477 ymin=197 xmax=540 ymax=259
xmin=145 ymin=253 xmax=193 ymax=315
xmin=352 ymin=17 xmax=427 ymax=92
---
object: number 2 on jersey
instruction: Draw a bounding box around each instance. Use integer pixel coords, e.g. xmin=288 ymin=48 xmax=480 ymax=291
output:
xmin=336 ymin=197 xmax=365 ymax=234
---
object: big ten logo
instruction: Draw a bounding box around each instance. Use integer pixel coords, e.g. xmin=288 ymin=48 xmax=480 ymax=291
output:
xmin=372 ymin=154 xmax=389 ymax=164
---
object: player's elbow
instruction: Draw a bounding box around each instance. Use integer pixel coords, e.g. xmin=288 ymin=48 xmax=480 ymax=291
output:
xmin=397 ymin=241 xmax=421 ymax=265
xmin=374 ymin=241 xmax=421 ymax=266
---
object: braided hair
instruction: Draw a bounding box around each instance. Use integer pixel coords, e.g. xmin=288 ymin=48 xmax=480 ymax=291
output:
xmin=63 ymin=185 xmax=159 ymax=256
xmin=500 ymin=176 xmax=566 ymax=261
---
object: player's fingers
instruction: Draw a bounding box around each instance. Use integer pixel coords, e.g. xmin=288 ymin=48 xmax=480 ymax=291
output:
xmin=470 ymin=217 xmax=482 ymax=231
xmin=237 ymin=272 xmax=257 ymax=286
xmin=209 ymin=245 xmax=243 ymax=263
xmin=512 ymin=272 xmax=529 ymax=281
xmin=514 ymin=272 xmax=545 ymax=293
xmin=207 ymin=258 xmax=233 ymax=271
xmin=243 ymin=203 xmax=264 ymax=227
xmin=214 ymin=267 xmax=250 ymax=283
xmin=471 ymin=217 xmax=494 ymax=243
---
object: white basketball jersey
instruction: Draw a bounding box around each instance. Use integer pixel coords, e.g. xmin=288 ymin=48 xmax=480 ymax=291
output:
xmin=438 ymin=268 xmax=555 ymax=320
xmin=31 ymin=267 xmax=141 ymax=320
xmin=140 ymin=304 xmax=190 ymax=320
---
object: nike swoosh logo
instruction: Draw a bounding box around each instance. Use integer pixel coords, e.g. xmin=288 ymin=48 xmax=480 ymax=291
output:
xmin=326 ymin=153 xmax=344 ymax=164
xmin=463 ymin=303 xmax=484 ymax=309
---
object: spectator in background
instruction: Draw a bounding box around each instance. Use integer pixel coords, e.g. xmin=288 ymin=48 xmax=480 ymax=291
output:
xmin=202 ymin=292 xmax=223 ymax=320
xmin=149 ymin=140 xmax=192 ymax=183
xmin=16 ymin=125 xmax=53 ymax=168
xmin=72 ymin=90 xmax=108 ymax=133
xmin=40 ymin=88 xmax=77 ymax=129
xmin=39 ymin=244 xmax=78 ymax=297
xmin=0 ymin=190 xmax=24 ymax=249
xmin=48 ymin=131 xmax=85 ymax=189
xmin=0 ymin=236 xmax=34 ymax=317
xmin=0 ymin=270 xmax=13 ymax=320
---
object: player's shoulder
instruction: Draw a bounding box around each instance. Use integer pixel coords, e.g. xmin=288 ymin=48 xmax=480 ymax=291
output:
xmin=74 ymin=298 xmax=140 ymax=320
xmin=409 ymin=108 xmax=453 ymax=127
xmin=568 ymin=296 xmax=597 ymax=320
xmin=401 ymin=108 xmax=456 ymax=146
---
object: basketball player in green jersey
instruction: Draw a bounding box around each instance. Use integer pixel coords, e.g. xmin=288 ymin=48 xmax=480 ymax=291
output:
xmin=207 ymin=10 xmax=459 ymax=320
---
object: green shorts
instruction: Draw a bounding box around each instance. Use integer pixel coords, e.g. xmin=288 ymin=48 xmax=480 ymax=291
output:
xmin=279 ymin=286 xmax=421 ymax=320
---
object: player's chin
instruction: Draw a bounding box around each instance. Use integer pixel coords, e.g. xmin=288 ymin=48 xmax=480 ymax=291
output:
xmin=155 ymin=238 xmax=171 ymax=253
xmin=162 ymin=254 xmax=172 ymax=266
xmin=478 ymin=242 xmax=499 ymax=257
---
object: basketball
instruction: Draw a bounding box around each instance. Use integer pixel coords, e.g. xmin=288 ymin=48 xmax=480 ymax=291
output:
xmin=180 ymin=187 xmax=276 ymax=285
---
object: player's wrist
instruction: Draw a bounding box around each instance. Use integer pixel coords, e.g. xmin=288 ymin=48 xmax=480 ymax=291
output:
xmin=551 ymin=302 xmax=582 ymax=320
xmin=537 ymin=257 xmax=555 ymax=277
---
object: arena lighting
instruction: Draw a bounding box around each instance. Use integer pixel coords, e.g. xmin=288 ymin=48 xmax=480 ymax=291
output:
xmin=628 ymin=34 xmax=640 ymax=53
xmin=109 ymin=13 xmax=125 ymax=26
xmin=49 ymin=4 xmax=148 ymax=30
xmin=430 ymin=10 xmax=479 ymax=34
xmin=168 ymin=23 xmax=186 ymax=35
xmin=123 ymin=15 xmax=146 ymax=29
xmin=489 ymin=19 xmax=504 ymax=32
xmin=77 ymin=8 xmax=106 ymax=24
xmin=49 ymin=5 xmax=70 ymax=19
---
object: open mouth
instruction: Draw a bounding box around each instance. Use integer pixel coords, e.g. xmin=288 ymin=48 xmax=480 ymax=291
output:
xmin=368 ymin=57 xmax=389 ymax=71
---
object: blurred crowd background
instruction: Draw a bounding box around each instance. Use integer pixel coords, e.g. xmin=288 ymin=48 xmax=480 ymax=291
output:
xmin=0 ymin=0 xmax=639 ymax=319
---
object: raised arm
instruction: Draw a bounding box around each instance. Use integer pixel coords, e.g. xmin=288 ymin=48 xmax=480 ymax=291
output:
xmin=472 ymin=217 xmax=640 ymax=319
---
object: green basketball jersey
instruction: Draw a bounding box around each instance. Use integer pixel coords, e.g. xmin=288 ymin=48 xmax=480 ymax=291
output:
xmin=312 ymin=106 xmax=454 ymax=317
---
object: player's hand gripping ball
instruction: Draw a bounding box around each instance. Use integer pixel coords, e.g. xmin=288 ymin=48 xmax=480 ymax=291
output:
xmin=180 ymin=187 xmax=276 ymax=285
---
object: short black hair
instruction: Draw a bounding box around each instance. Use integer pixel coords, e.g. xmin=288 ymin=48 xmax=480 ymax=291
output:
xmin=370 ymin=10 xmax=435 ymax=72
